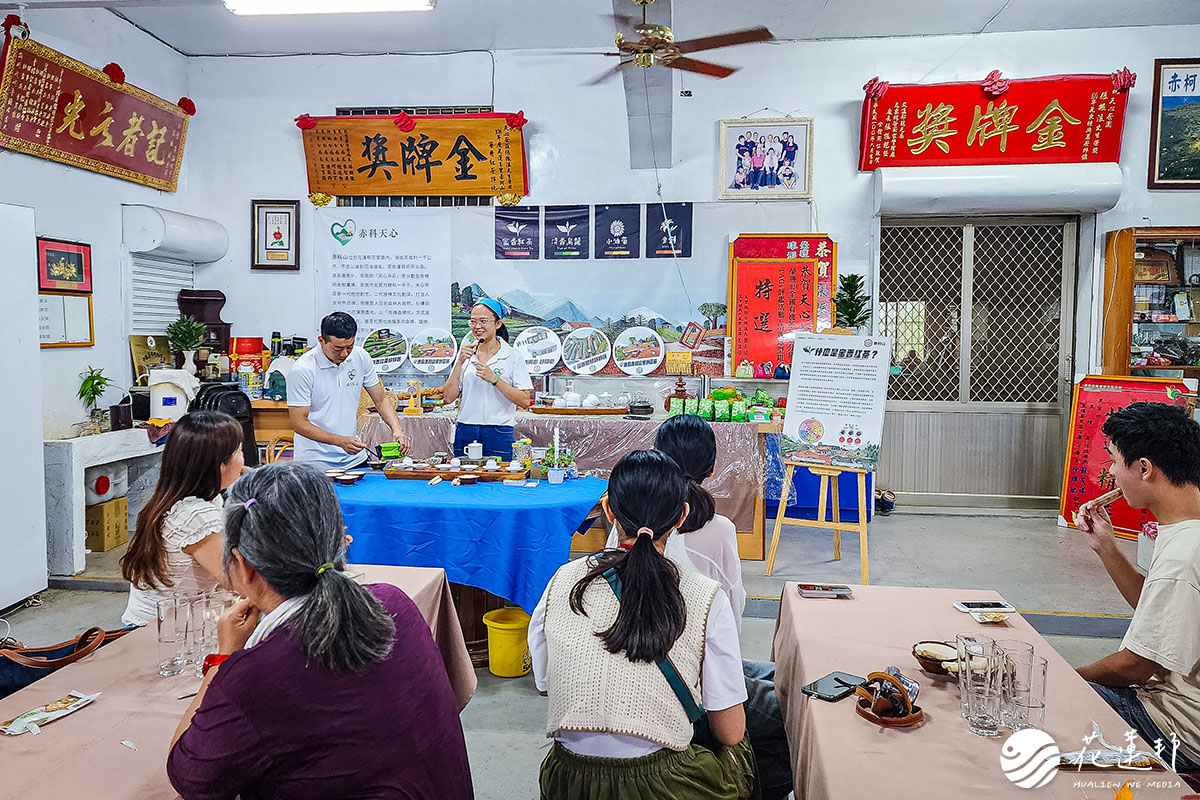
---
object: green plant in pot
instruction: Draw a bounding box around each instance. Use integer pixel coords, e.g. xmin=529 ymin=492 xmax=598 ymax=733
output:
xmin=834 ymin=273 xmax=872 ymax=332
xmin=78 ymin=366 xmax=114 ymax=434
xmin=542 ymin=446 xmax=574 ymax=484
xmin=167 ymin=315 xmax=208 ymax=374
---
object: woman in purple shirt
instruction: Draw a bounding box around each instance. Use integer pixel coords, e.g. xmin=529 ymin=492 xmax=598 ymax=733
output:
xmin=167 ymin=462 xmax=473 ymax=800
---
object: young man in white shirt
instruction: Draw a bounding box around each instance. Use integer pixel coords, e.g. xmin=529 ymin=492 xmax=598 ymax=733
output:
xmin=1076 ymin=401 xmax=1200 ymax=770
xmin=286 ymin=312 xmax=410 ymax=470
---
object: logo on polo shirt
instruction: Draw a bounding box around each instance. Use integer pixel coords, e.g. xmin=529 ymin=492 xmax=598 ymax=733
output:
xmin=348 ymin=369 xmax=357 ymax=382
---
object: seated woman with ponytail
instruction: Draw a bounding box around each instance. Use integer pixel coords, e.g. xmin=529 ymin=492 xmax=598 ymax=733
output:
xmin=167 ymin=462 xmax=473 ymax=800
xmin=530 ymin=450 xmax=755 ymax=799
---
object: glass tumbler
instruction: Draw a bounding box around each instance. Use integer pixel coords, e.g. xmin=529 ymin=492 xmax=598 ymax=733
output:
xmin=955 ymin=632 xmax=996 ymax=718
xmin=964 ymin=642 xmax=1005 ymax=737
xmin=156 ymin=597 xmax=184 ymax=676
xmin=1004 ymin=652 xmax=1049 ymax=732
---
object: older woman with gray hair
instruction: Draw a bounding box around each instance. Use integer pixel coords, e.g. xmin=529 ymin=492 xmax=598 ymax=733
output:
xmin=167 ymin=462 xmax=473 ymax=800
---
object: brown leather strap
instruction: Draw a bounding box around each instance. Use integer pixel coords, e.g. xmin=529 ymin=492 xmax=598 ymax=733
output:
xmin=0 ymin=627 xmax=107 ymax=670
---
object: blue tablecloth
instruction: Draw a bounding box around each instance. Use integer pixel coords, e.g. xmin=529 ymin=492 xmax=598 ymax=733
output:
xmin=337 ymin=474 xmax=608 ymax=613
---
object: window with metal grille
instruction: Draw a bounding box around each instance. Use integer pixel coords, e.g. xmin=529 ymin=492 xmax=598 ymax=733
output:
xmin=878 ymin=220 xmax=1073 ymax=405
xmin=334 ymin=105 xmax=493 ymax=208
xmin=130 ymin=254 xmax=193 ymax=336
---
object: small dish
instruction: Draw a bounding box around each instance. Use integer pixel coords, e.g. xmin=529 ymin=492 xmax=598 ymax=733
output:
xmin=970 ymin=611 xmax=1009 ymax=624
xmin=324 ymin=469 xmax=345 ymax=478
xmin=336 ymin=475 xmax=358 ymax=486
xmin=911 ymin=641 xmax=956 ymax=675
xmin=484 ymin=465 xmax=500 ymax=471
xmin=344 ymin=470 xmax=368 ymax=478
xmin=439 ymin=464 xmax=459 ymax=471
xmin=506 ymin=462 xmax=524 ymax=472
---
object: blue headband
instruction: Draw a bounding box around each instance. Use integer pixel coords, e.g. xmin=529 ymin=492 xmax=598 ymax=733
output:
xmin=476 ymin=298 xmax=506 ymax=320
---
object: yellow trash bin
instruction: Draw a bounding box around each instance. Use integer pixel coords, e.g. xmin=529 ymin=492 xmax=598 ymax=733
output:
xmin=482 ymin=607 xmax=532 ymax=678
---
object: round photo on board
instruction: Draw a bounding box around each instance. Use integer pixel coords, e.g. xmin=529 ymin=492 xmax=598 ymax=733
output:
xmin=363 ymin=329 xmax=408 ymax=373
xmin=410 ymin=328 xmax=457 ymax=374
xmin=561 ymin=326 xmax=611 ymax=376
xmin=612 ymin=326 xmax=665 ymax=376
xmin=514 ymin=326 xmax=563 ymax=375
xmin=796 ymin=418 xmax=824 ymax=445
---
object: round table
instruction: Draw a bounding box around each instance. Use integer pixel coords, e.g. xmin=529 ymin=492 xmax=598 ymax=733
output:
xmin=337 ymin=474 xmax=608 ymax=663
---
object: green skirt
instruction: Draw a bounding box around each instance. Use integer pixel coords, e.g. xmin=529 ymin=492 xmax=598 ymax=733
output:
xmin=539 ymin=738 xmax=759 ymax=800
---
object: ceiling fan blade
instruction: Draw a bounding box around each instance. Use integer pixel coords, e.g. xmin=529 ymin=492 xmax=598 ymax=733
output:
xmin=673 ymin=26 xmax=774 ymax=55
xmin=599 ymin=13 xmax=641 ymax=32
xmin=663 ymin=57 xmax=737 ymax=79
xmin=583 ymin=61 xmax=632 ymax=86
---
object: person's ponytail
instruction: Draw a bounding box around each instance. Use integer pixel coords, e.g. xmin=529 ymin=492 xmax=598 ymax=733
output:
xmin=569 ymin=450 xmax=688 ymax=663
xmin=292 ymin=568 xmax=395 ymax=672
xmin=496 ymin=322 xmax=511 ymax=343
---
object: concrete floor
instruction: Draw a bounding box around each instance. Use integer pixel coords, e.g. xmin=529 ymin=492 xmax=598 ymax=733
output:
xmin=1 ymin=506 xmax=1136 ymax=800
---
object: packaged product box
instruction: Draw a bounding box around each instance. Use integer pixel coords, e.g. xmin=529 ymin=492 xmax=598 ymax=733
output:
xmin=684 ymin=397 xmax=699 ymax=415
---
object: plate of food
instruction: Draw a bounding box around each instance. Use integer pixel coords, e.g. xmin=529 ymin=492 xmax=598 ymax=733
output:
xmin=969 ymin=611 xmax=1010 ymax=624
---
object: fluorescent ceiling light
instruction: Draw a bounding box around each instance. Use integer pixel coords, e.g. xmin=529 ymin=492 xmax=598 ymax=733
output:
xmin=223 ymin=0 xmax=435 ymax=14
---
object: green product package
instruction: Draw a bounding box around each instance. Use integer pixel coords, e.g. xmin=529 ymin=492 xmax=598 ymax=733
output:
xmin=714 ymin=399 xmax=731 ymax=422
xmin=684 ymin=397 xmax=700 ymax=415
xmin=753 ymin=388 xmax=772 ymax=406
xmin=698 ymin=398 xmax=715 ymax=420
xmin=668 ymin=397 xmax=685 ymax=416
xmin=731 ymin=400 xmax=749 ymax=422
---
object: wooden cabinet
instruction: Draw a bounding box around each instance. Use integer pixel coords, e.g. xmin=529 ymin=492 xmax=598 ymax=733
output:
xmin=1101 ymin=226 xmax=1200 ymax=377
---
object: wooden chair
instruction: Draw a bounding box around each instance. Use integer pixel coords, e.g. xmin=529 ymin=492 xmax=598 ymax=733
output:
xmin=266 ymin=435 xmax=293 ymax=463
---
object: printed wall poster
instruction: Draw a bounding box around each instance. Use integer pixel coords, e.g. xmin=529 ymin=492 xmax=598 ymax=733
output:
xmin=645 ymin=202 xmax=693 ymax=258
xmin=514 ymin=326 xmax=563 ymax=374
xmin=1149 ymin=58 xmax=1200 ymax=189
xmin=410 ymin=328 xmax=458 ymax=374
xmin=495 ymin=206 xmax=540 ymax=259
xmin=613 ymin=326 xmax=665 ymax=375
xmin=363 ymin=329 xmax=408 ymax=373
xmin=561 ymin=327 xmax=612 ymax=375
xmin=594 ymin=204 xmax=641 ymax=259
xmin=545 ymin=205 xmax=589 ymax=259
xmin=781 ymin=334 xmax=892 ymax=471
xmin=315 ymin=208 xmax=451 ymax=345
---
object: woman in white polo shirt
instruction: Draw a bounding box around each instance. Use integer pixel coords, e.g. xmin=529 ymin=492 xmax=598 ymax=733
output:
xmin=443 ymin=299 xmax=533 ymax=460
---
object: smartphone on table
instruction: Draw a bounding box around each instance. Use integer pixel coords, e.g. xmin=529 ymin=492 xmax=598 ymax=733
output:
xmin=801 ymin=671 xmax=866 ymax=701
xmin=952 ymin=600 xmax=1016 ymax=613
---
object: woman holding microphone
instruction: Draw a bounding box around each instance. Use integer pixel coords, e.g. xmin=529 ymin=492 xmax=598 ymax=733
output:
xmin=443 ymin=299 xmax=533 ymax=460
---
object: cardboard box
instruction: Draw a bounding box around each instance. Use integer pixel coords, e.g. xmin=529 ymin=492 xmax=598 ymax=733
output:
xmin=85 ymin=496 xmax=129 ymax=552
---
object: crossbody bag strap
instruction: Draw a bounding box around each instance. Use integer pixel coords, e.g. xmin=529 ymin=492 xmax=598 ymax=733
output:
xmin=601 ymin=568 xmax=706 ymax=724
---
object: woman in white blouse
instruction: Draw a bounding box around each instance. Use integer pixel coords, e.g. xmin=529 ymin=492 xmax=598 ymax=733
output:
xmin=120 ymin=411 xmax=246 ymax=626
xmin=442 ymin=299 xmax=533 ymax=460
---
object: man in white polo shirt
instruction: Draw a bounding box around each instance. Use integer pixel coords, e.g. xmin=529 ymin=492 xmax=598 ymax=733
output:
xmin=287 ymin=312 xmax=410 ymax=469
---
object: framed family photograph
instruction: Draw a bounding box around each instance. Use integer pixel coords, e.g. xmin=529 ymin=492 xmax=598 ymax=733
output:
xmin=718 ymin=117 xmax=814 ymax=200
xmin=251 ymin=199 xmax=300 ymax=270
xmin=37 ymin=237 xmax=91 ymax=293
xmin=1148 ymin=58 xmax=1200 ymax=190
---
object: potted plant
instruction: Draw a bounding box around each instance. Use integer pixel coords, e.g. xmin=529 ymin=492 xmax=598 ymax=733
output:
xmin=78 ymin=366 xmax=114 ymax=435
xmin=834 ymin=273 xmax=872 ymax=333
xmin=167 ymin=315 xmax=208 ymax=375
xmin=542 ymin=446 xmax=574 ymax=485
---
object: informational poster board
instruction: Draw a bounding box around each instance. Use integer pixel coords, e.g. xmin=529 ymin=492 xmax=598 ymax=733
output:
xmin=780 ymin=333 xmax=892 ymax=471
xmin=1058 ymin=374 xmax=1195 ymax=539
xmin=315 ymin=208 xmax=451 ymax=344
xmin=728 ymin=254 xmax=822 ymax=377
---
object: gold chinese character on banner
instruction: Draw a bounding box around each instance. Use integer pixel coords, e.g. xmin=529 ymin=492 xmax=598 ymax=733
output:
xmin=89 ymin=101 xmax=115 ymax=146
xmin=55 ymin=90 xmax=85 ymax=140
xmin=117 ymin=112 xmax=145 ymax=157
xmin=907 ymin=102 xmax=957 ymax=155
xmin=1025 ymin=100 xmax=1082 ymax=151
xmin=967 ymin=100 xmax=1019 ymax=151
xmin=145 ymin=120 xmax=168 ymax=165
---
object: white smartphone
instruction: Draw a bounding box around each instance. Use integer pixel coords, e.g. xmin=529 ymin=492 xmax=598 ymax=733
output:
xmin=950 ymin=599 xmax=1017 ymax=614
xmin=953 ymin=600 xmax=1016 ymax=614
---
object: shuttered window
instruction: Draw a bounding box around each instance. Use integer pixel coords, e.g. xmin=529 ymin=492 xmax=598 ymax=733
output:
xmin=130 ymin=254 xmax=193 ymax=336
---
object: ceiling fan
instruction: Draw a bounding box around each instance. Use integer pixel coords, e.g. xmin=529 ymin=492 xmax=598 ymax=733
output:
xmin=586 ymin=0 xmax=773 ymax=85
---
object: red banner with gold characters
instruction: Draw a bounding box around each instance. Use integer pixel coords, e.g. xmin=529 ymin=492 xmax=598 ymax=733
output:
xmin=858 ymin=70 xmax=1134 ymax=170
xmin=0 ymin=36 xmax=190 ymax=191
xmin=298 ymin=112 xmax=529 ymax=198
xmin=727 ymin=235 xmax=837 ymax=376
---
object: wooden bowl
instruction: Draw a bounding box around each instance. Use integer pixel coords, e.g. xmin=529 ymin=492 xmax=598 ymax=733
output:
xmin=912 ymin=640 xmax=957 ymax=675
xmin=336 ymin=475 xmax=358 ymax=486
xmin=459 ymin=474 xmax=478 ymax=485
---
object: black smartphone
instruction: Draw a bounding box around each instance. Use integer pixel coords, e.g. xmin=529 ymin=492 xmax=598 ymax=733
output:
xmin=800 ymin=671 xmax=865 ymax=702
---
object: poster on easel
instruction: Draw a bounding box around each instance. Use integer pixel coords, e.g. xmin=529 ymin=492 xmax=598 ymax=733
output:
xmin=1058 ymin=374 xmax=1196 ymax=539
xmin=780 ymin=333 xmax=892 ymax=471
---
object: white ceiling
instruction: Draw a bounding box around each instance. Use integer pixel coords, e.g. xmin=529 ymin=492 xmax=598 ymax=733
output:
xmin=14 ymin=0 xmax=1200 ymax=55
xmin=11 ymin=0 xmax=1200 ymax=56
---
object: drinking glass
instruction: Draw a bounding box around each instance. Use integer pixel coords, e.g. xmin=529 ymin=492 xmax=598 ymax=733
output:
xmin=955 ymin=633 xmax=995 ymax=718
xmin=191 ymin=593 xmax=227 ymax=677
xmin=156 ymin=597 xmax=184 ymax=676
xmin=172 ymin=591 xmax=200 ymax=669
xmin=994 ymin=639 xmax=1035 ymax=728
xmin=1004 ymin=652 xmax=1048 ymax=731
xmin=964 ymin=642 xmax=1005 ymax=737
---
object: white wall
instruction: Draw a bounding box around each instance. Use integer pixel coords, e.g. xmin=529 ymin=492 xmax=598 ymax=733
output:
xmin=0 ymin=9 xmax=188 ymax=438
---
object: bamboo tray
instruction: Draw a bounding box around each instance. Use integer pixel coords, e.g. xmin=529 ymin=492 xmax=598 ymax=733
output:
xmin=530 ymin=406 xmax=629 ymax=416
xmin=383 ymin=465 xmax=527 ymax=482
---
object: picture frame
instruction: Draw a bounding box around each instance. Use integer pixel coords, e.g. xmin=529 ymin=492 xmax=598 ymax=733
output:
xmin=718 ymin=117 xmax=814 ymax=200
xmin=38 ymin=292 xmax=94 ymax=348
xmin=251 ymin=199 xmax=300 ymax=270
xmin=37 ymin=238 xmax=91 ymax=293
xmin=1148 ymin=58 xmax=1200 ymax=190
xmin=1133 ymin=247 xmax=1179 ymax=285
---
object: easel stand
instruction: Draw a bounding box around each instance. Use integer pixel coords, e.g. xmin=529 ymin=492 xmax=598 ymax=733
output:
xmin=764 ymin=462 xmax=870 ymax=584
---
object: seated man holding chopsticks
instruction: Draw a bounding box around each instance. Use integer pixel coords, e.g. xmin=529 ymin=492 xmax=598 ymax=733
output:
xmin=1076 ymin=402 xmax=1200 ymax=771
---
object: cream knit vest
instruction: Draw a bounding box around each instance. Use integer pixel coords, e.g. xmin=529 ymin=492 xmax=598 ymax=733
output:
xmin=543 ymin=555 xmax=720 ymax=751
